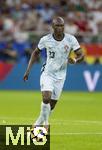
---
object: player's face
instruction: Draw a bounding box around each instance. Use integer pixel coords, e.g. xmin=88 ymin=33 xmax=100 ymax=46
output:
xmin=52 ymin=23 xmax=64 ymax=34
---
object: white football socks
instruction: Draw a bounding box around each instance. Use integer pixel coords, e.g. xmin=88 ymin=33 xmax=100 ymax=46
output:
xmin=43 ymin=102 xmax=51 ymax=125
xmin=34 ymin=102 xmax=44 ymax=126
xmin=34 ymin=102 xmax=51 ymax=126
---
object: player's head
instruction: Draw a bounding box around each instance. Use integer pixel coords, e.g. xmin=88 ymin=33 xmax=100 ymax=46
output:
xmin=52 ymin=17 xmax=64 ymax=34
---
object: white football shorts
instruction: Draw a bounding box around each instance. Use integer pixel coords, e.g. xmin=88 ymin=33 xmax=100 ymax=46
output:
xmin=40 ymin=72 xmax=65 ymax=100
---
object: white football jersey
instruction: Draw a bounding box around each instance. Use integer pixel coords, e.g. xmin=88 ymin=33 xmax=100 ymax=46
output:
xmin=38 ymin=33 xmax=80 ymax=79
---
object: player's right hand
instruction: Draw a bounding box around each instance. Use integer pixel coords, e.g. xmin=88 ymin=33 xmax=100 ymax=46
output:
xmin=68 ymin=58 xmax=76 ymax=64
xmin=23 ymin=72 xmax=29 ymax=81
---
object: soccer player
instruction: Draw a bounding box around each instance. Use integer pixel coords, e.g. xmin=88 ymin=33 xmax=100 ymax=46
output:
xmin=23 ymin=17 xmax=84 ymax=130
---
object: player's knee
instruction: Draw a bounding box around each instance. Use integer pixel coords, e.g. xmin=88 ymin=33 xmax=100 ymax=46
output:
xmin=42 ymin=92 xmax=51 ymax=104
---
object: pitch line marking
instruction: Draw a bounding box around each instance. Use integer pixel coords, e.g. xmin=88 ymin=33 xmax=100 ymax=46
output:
xmin=51 ymin=132 xmax=102 ymax=135
xmin=1 ymin=117 xmax=102 ymax=125
xmin=1 ymin=117 xmax=102 ymax=123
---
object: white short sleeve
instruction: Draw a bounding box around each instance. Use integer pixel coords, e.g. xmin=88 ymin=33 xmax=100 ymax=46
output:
xmin=38 ymin=37 xmax=45 ymax=50
xmin=71 ymin=36 xmax=80 ymax=51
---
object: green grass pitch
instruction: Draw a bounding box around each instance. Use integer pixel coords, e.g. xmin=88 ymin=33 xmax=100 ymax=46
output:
xmin=0 ymin=91 xmax=102 ymax=150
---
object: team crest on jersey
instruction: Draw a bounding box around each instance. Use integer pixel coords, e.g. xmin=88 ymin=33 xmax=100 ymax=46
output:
xmin=64 ymin=45 xmax=69 ymax=53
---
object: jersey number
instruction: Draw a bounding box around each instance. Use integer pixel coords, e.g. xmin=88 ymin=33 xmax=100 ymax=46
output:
xmin=49 ymin=51 xmax=55 ymax=58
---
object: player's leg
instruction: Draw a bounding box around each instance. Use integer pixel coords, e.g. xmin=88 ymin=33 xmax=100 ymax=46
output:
xmin=41 ymin=91 xmax=52 ymax=126
xmin=50 ymin=78 xmax=65 ymax=111
xmin=34 ymin=73 xmax=53 ymax=127
xmin=50 ymin=99 xmax=57 ymax=110
xmin=34 ymin=91 xmax=52 ymax=127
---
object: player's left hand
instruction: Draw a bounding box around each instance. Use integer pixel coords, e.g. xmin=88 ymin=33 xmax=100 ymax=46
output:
xmin=23 ymin=72 xmax=29 ymax=81
xmin=68 ymin=58 xmax=76 ymax=64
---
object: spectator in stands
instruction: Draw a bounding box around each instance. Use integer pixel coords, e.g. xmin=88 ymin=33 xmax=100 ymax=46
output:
xmin=65 ymin=16 xmax=78 ymax=35
xmin=59 ymin=0 xmax=69 ymax=12
xmin=96 ymin=6 xmax=102 ymax=35
xmin=84 ymin=0 xmax=102 ymax=10
xmin=0 ymin=36 xmax=17 ymax=62
xmin=37 ymin=2 xmax=55 ymax=24
xmin=12 ymin=25 xmax=31 ymax=62
xmin=75 ymin=0 xmax=87 ymax=12
xmin=74 ymin=12 xmax=90 ymax=35
xmin=88 ymin=15 xmax=98 ymax=36
xmin=11 ymin=4 xmax=23 ymax=20
xmin=20 ymin=10 xmax=37 ymax=31
xmin=3 ymin=14 xmax=14 ymax=33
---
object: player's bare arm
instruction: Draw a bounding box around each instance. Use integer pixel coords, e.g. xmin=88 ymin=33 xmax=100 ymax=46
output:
xmin=23 ymin=48 xmax=40 ymax=81
xmin=68 ymin=48 xmax=84 ymax=64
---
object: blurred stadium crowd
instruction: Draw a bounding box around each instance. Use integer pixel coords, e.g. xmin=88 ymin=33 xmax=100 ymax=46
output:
xmin=0 ymin=0 xmax=102 ymax=64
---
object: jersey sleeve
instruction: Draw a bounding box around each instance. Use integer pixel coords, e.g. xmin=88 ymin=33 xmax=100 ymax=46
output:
xmin=71 ymin=36 xmax=80 ymax=51
xmin=38 ymin=37 xmax=45 ymax=50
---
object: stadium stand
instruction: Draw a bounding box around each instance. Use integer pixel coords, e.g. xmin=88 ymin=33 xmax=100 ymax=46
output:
xmin=0 ymin=0 xmax=102 ymax=64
